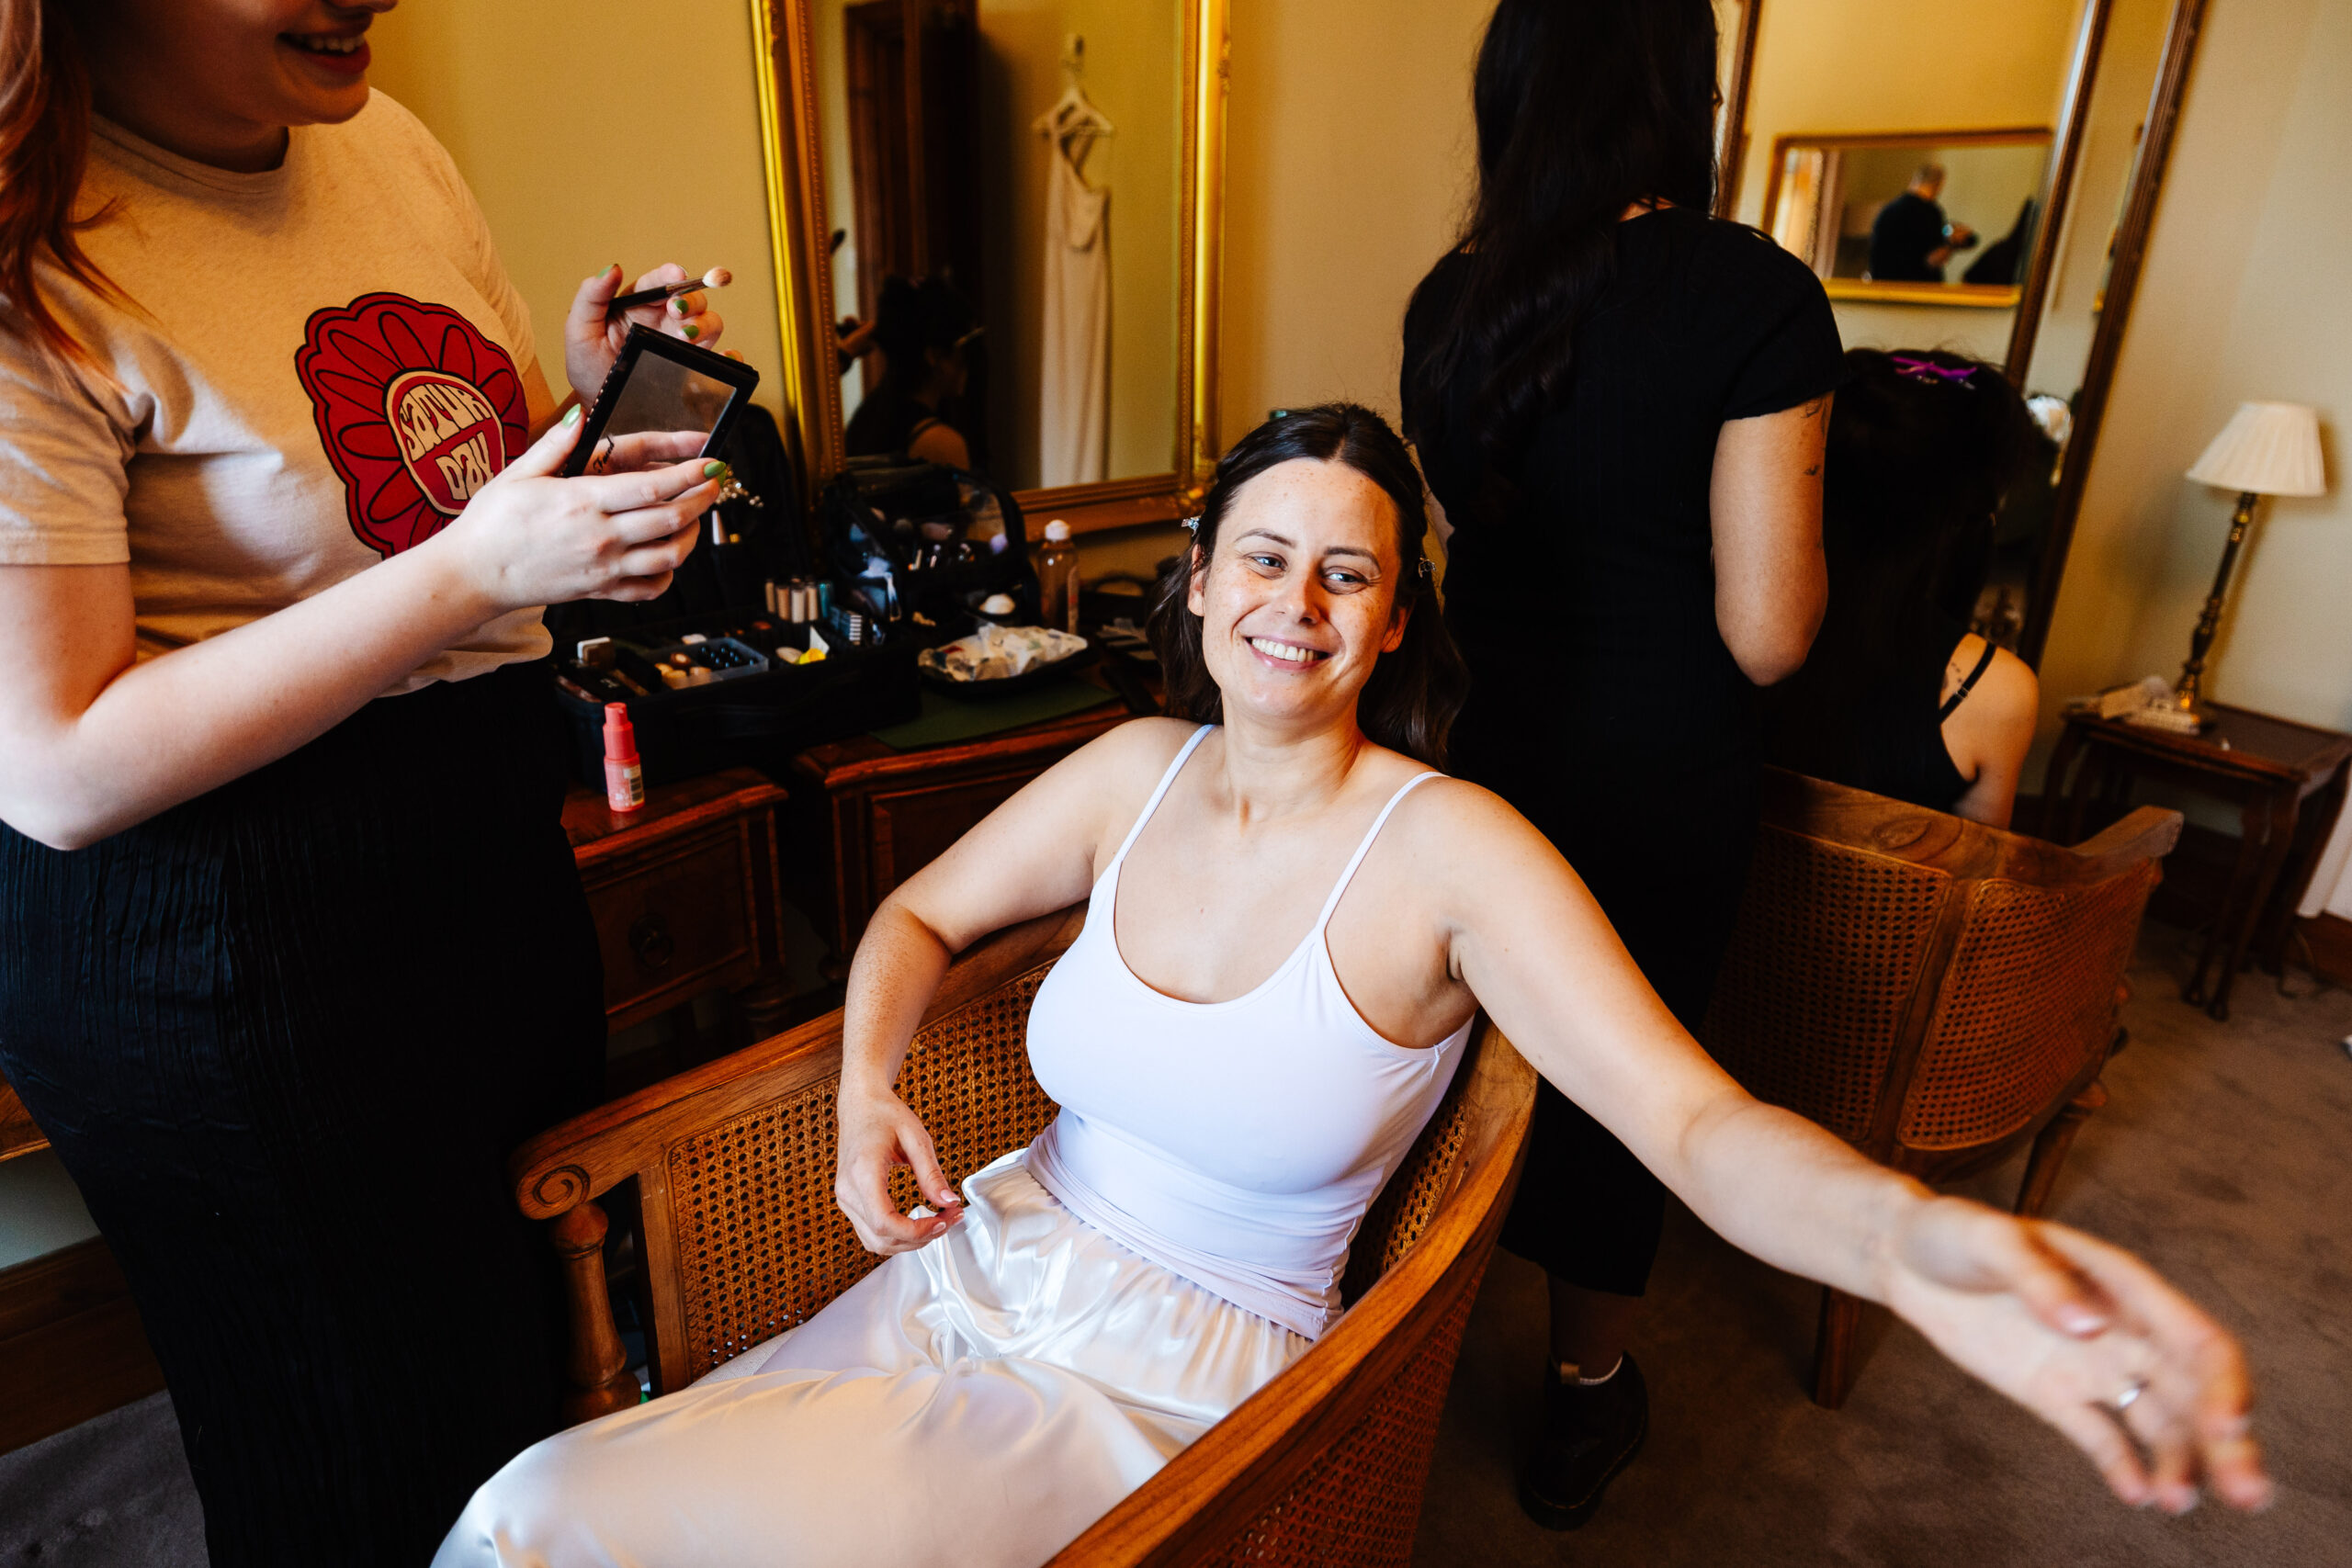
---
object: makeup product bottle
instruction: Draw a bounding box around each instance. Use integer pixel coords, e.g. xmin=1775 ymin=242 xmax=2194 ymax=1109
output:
xmin=1036 ymin=519 xmax=1080 ymax=633
xmin=602 ymin=703 xmax=646 ymax=812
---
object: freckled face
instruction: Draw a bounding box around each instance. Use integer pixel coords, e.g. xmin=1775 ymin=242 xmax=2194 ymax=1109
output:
xmin=1186 ymin=458 xmax=1408 ymax=730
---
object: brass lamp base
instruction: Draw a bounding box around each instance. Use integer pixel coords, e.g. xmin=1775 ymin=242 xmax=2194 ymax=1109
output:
xmin=2174 ymin=489 xmax=2261 ymax=720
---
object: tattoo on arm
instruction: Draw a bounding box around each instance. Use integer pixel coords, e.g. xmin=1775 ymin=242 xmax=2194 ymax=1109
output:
xmin=1800 ymin=397 xmax=1827 ymax=474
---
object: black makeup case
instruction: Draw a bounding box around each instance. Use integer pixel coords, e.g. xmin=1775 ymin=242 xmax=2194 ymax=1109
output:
xmin=550 ymin=610 xmax=920 ymax=789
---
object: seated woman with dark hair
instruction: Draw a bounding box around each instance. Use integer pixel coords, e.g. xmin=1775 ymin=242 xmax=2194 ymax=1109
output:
xmin=1772 ymin=348 xmax=2042 ymax=827
xmin=842 ymin=274 xmax=982 ymax=470
xmin=439 ymin=404 xmax=2264 ymax=1568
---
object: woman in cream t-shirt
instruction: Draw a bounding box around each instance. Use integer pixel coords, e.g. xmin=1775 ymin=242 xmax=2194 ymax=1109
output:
xmin=0 ymin=4 xmax=722 ymax=1561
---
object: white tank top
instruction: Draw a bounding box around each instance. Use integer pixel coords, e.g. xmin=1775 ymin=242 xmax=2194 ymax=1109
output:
xmin=1023 ymin=726 xmax=1472 ymax=1340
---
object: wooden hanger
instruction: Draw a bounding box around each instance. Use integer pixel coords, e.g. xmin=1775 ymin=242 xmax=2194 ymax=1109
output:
xmin=1032 ymin=33 xmax=1114 ymax=142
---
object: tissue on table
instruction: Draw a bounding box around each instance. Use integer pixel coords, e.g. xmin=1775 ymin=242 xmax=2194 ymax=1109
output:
xmin=919 ymin=624 xmax=1087 ymax=682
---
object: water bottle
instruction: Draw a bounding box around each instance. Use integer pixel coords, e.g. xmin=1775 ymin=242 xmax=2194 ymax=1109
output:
xmin=1036 ymin=519 xmax=1080 ymax=634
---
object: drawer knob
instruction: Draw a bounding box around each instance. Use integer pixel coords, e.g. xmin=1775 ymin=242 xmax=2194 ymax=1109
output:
xmin=628 ymin=912 xmax=675 ymax=972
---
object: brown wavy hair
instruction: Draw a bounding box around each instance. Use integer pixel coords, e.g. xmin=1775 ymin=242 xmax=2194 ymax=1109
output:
xmin=1 ymin=0 xmax=119 ymax=367
xmin=1147 ymin=403 xmax=1471 ymax=768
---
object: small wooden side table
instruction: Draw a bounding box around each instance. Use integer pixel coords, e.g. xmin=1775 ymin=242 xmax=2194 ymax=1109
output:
xmin=784 ymin=699 xmax=1130 ymax=975
xmin=562 ymin=768 xmax=794 ymax=1038
xmin=2042 ymin=703 xmax=2352 ymax=1020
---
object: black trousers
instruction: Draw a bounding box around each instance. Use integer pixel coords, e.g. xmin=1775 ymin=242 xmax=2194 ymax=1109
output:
xmin=0 ymin=662 xmax=605 ymax=1567
xmin=1453 ymin=701 xmax=1759 ymax=1298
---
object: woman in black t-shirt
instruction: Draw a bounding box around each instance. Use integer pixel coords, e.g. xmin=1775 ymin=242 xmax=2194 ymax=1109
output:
xmin=1400 ymin=0 xmax=1840 ymax=1530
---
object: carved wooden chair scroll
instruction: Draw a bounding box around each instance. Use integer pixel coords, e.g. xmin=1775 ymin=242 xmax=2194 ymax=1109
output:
xmin=507 ymin=904 xmax=1538 ymax=1567
xmin=1702 ymin=768 xmax=2180 ymax=1409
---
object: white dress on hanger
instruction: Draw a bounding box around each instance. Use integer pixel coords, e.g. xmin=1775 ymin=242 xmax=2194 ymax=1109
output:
xmin=435 ymin=728 xmax=1469 ymax=1568
xmin=1039 ymin=134 xmax=1109 ymax=488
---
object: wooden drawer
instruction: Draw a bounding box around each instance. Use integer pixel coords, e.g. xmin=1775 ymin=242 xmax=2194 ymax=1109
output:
xmin=580 ymin=821 xmax=763 ymax=1028
xmin=786 ymin=702 xmax=1128 ymax=967
xmin=867 ymin=770 xmax=1036 ymax=902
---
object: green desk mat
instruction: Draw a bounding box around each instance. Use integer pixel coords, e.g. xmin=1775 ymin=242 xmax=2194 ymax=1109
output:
xmin=866 ymin=676 xmax=1118 ymax=750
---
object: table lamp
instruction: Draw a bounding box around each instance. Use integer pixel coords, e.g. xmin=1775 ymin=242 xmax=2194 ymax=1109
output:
xmin=2172 ymin=401 xmax=2328 ymax=716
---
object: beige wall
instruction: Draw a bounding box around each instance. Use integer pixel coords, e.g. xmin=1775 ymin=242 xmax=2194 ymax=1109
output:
xmin=1219 ymin=0 xmax=1493 ymax=445
xmin=2037 ymin=0 xmax=2349 ymax=752
xmin=368 ymin=2 xmax=790 ymax=424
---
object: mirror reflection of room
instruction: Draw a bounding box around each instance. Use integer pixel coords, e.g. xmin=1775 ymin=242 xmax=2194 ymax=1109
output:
xmin=1767 ymin=132 xmax=2052 ymax=293
xmin=816 ymin=0 xmax=1182 ymax=489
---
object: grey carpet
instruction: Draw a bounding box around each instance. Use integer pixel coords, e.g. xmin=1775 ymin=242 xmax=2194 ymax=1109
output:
xmin=0 ymin=1392 xmax=201 ymax=1566
xmin=4 ymin=924 xmax=2346 ymax=1566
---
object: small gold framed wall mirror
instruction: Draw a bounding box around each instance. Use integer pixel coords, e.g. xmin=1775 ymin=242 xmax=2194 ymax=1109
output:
xmin=749 ymin=0 xmax=1227 ymax=535
xmin=1760 ymin=128 xmax=2054 ymax=310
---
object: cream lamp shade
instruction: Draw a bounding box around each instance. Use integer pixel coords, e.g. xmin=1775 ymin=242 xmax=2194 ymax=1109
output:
xmin=2186 ymin=401 xmax=2327 ymax=496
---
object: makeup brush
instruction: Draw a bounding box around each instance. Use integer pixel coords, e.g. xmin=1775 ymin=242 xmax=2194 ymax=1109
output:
xmin=607 ymin=267 xmax=732 ymax=314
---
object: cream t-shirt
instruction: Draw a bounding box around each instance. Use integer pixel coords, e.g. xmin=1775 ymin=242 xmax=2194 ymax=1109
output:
xmin=0 ymin=92 xmax=548 ymax=692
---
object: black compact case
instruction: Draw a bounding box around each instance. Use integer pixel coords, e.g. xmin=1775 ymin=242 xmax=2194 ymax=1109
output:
xmin=551 ymin=610 xmax=920 ymax=788
xmin=562 ymin=325 xmax=761 ymax=479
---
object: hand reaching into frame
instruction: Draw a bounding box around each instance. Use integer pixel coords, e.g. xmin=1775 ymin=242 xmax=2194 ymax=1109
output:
xmin=1881 ymin=1195 xmax=2270 ymax=1514
xmin=834 ymin=1088 xmax=966 ymax=1257
xmin=563 ymin=262 xmax=731 ymax=407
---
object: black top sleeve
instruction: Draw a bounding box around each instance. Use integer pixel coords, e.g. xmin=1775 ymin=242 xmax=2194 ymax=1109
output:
xmin=1712 ymin=227 xmax=1845 ymax=422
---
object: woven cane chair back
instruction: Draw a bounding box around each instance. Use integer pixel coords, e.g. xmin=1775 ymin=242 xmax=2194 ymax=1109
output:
xmin=1702 ymin=770 xmax=2176 ymax=1171
xmin=1705 ymin=828 xmax=1950 ymax=1142
xmin=1898 ymin=865 xmax=2158 ymax=1149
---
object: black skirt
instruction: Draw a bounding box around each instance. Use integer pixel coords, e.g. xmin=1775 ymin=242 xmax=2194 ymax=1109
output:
xmin=0 ymin=660 xmax=605 ymax=1566
xmin=1451 ymin=689 xmax=1760 ymax=1298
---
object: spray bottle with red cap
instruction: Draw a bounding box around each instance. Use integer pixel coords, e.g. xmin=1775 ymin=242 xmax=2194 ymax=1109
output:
xmin=603 ymin=703 xmax=646 ymax=812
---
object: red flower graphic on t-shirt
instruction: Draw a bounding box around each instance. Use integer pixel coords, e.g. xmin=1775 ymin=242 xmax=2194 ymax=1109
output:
xmin=296 ymin=292 xmax=528 ymax=558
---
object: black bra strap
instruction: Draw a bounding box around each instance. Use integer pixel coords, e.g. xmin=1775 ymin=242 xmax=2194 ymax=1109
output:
xmin=1939 ymin=638 xmax=1999 ymax=721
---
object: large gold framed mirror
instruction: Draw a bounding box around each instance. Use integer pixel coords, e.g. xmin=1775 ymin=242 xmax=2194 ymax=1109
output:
xmin=1726 ymin=0 xmax=2209 ymax=666
xmin=749 ymin=0 xmax=1227 ymax=535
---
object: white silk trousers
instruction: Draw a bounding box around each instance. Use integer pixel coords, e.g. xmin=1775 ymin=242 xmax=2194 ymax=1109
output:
xmin=434 ymin=1150 xmax=1307 ymax=1568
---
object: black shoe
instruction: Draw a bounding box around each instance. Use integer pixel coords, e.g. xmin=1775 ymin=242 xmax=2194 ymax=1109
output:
xmin=1517 ymin=1352 xmax=1648 ymax=1531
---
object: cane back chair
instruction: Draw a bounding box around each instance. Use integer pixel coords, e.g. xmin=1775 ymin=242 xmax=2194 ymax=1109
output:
xmin=508 ymin=904 xmax=1538 ymax=1566
xmin=1702 ymin=768 xmax=2180 ymax=1408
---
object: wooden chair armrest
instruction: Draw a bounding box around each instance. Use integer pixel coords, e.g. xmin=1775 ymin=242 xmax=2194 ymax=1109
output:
xmin=0 ymin=1075 xmax=50 ymax=1164
xmin=1048 ymin=1026 xmax=1538 ymax=1566
xmin=509 ymin=904 xmax=1089 ymax=1221
xmin=2068 ymin=805 xmax=2183 ymax=870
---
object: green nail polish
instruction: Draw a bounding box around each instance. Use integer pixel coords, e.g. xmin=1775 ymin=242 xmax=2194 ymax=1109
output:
xmin=560 ymin=404 xmax=582 ymax=426
xmin=683 ymin=323 xmax=700 ymax=340
xmin=702 ymin=460 xmax=726 ymax=479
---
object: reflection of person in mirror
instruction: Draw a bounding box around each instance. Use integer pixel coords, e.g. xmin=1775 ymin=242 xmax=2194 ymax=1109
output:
xmin=843 ymin=274 xmax=982 ymax=472
xmin=1869 ymin=164 xmax=1977 ymax=282
xmin=0 ymin=4 xmax=728 ymax=1562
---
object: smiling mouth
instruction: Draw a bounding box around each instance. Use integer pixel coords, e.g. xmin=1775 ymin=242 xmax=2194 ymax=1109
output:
xmin=283 ymin=30 xmax=369 ymax=58
xmin=1248 ymin=637 xmax=1331 ymax=666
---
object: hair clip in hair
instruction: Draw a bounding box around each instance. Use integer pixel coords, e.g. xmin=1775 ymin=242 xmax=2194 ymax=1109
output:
xmin=1416 ymin=558 xmax=1434 ymax=581
xmin=1891 ymin=354 xmax=1979 ymax=389
xmin=1181 ymin=515 xmax=1202 ymax=535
